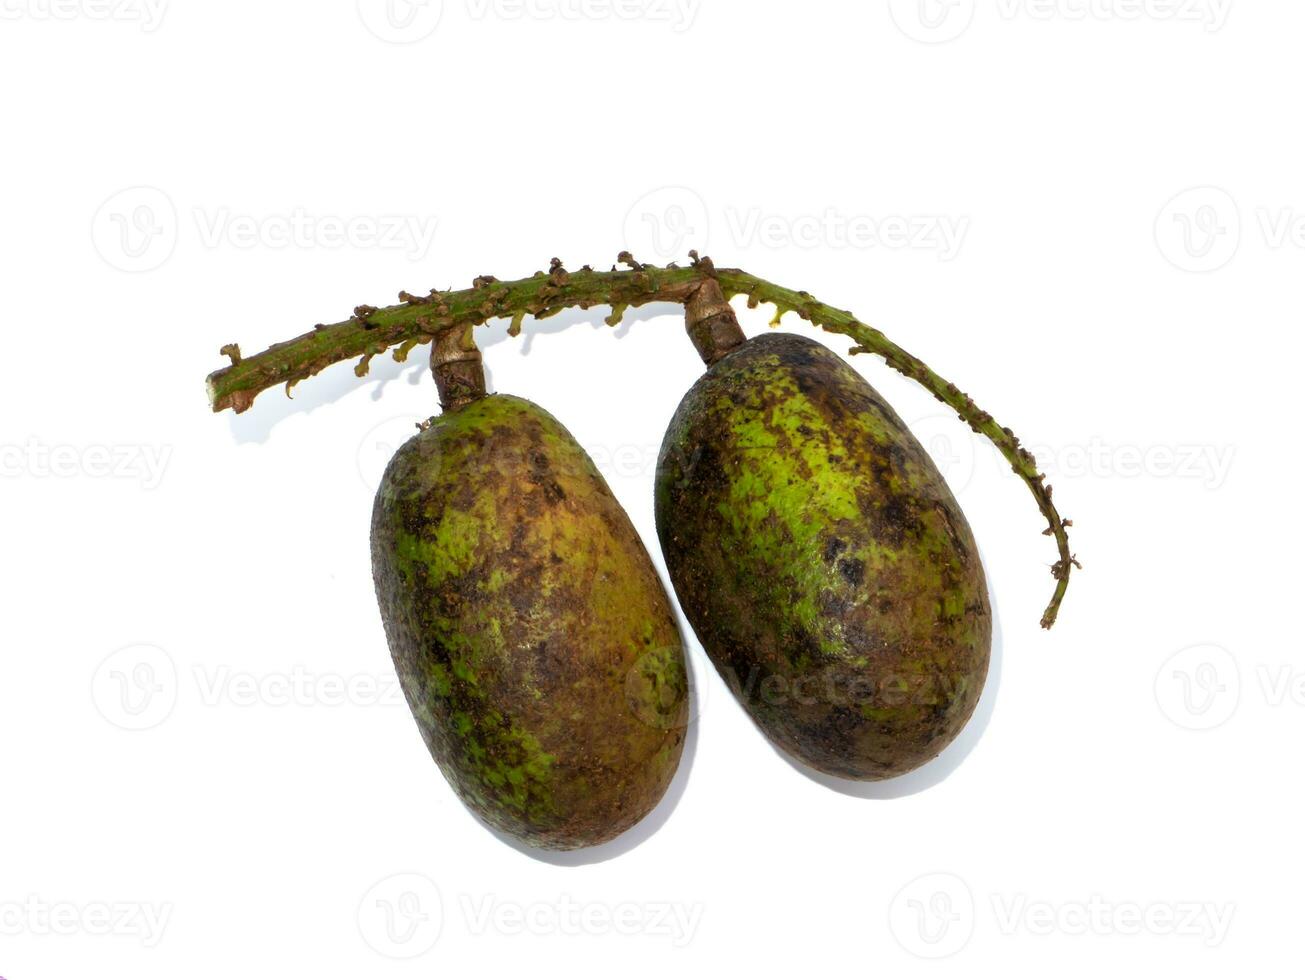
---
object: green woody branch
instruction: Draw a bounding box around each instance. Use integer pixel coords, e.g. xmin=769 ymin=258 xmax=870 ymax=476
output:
xmin=206 ymin=253 xmax=1076 ymax=627
xmin=205 ymin=256 xmax=706 ymax=414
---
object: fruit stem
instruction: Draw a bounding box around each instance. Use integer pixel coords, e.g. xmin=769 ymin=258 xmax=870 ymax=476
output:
xmin=431 ymin=323 xmax=486 ymax=411
xmin=684 ymin=275 xmax=746 ymax=365
xmin=205 ymin=253 xmax=1075 ymax=628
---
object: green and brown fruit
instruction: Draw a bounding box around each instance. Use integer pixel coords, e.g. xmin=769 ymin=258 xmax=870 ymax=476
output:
xmin=371 ymin=394 xmax=688 ymax=849
xmin=656 ymin=333 xmax=990 ymax=780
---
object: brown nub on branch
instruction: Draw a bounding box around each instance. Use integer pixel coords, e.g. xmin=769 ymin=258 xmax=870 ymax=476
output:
xmin=431 ymin=324 xmax=486 ymax=412
xmin=684 ymin=278 xmax=746 ymax=366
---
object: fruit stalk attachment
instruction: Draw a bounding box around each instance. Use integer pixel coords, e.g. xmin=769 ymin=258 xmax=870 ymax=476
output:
xmin=431 ymin=324 xmax=486 ymax=411
xmin=684 ymin=276 xmax=746 ymax=366
xmin=205 ymin=254 xmax=1076 ymax=628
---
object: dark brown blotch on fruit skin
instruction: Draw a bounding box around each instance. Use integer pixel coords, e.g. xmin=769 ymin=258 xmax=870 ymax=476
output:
xmin=372 ymin=395 xmax=688 ymax=849
xmin=655 ymin=333 xmax=990 ymax=781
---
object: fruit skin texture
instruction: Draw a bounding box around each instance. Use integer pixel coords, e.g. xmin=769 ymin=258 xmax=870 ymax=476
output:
xmin=371 ymin=395 xmax=687 ymax=849
xmin=655 ymin=333 xmax=990 ymax=780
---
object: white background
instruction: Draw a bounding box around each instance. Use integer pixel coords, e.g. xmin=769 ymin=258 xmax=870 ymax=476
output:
xmin=0 ymin=0 xmax=1293 ymax=976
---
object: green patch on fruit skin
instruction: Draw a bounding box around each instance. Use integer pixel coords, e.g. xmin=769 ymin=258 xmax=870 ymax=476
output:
xmin=456 ymin=710 xmax=559 ymax=825
xmin=372 ymin=395 xmax=687 ymax=850
xmin=656 ymin=333 xmax=990 ymax=781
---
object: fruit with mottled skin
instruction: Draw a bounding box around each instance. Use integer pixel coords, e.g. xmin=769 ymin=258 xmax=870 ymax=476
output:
xmin=655 ymin=333 xmax=990 ymax=780
xmin=372 ymin=395 xmax=688 ymax=849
